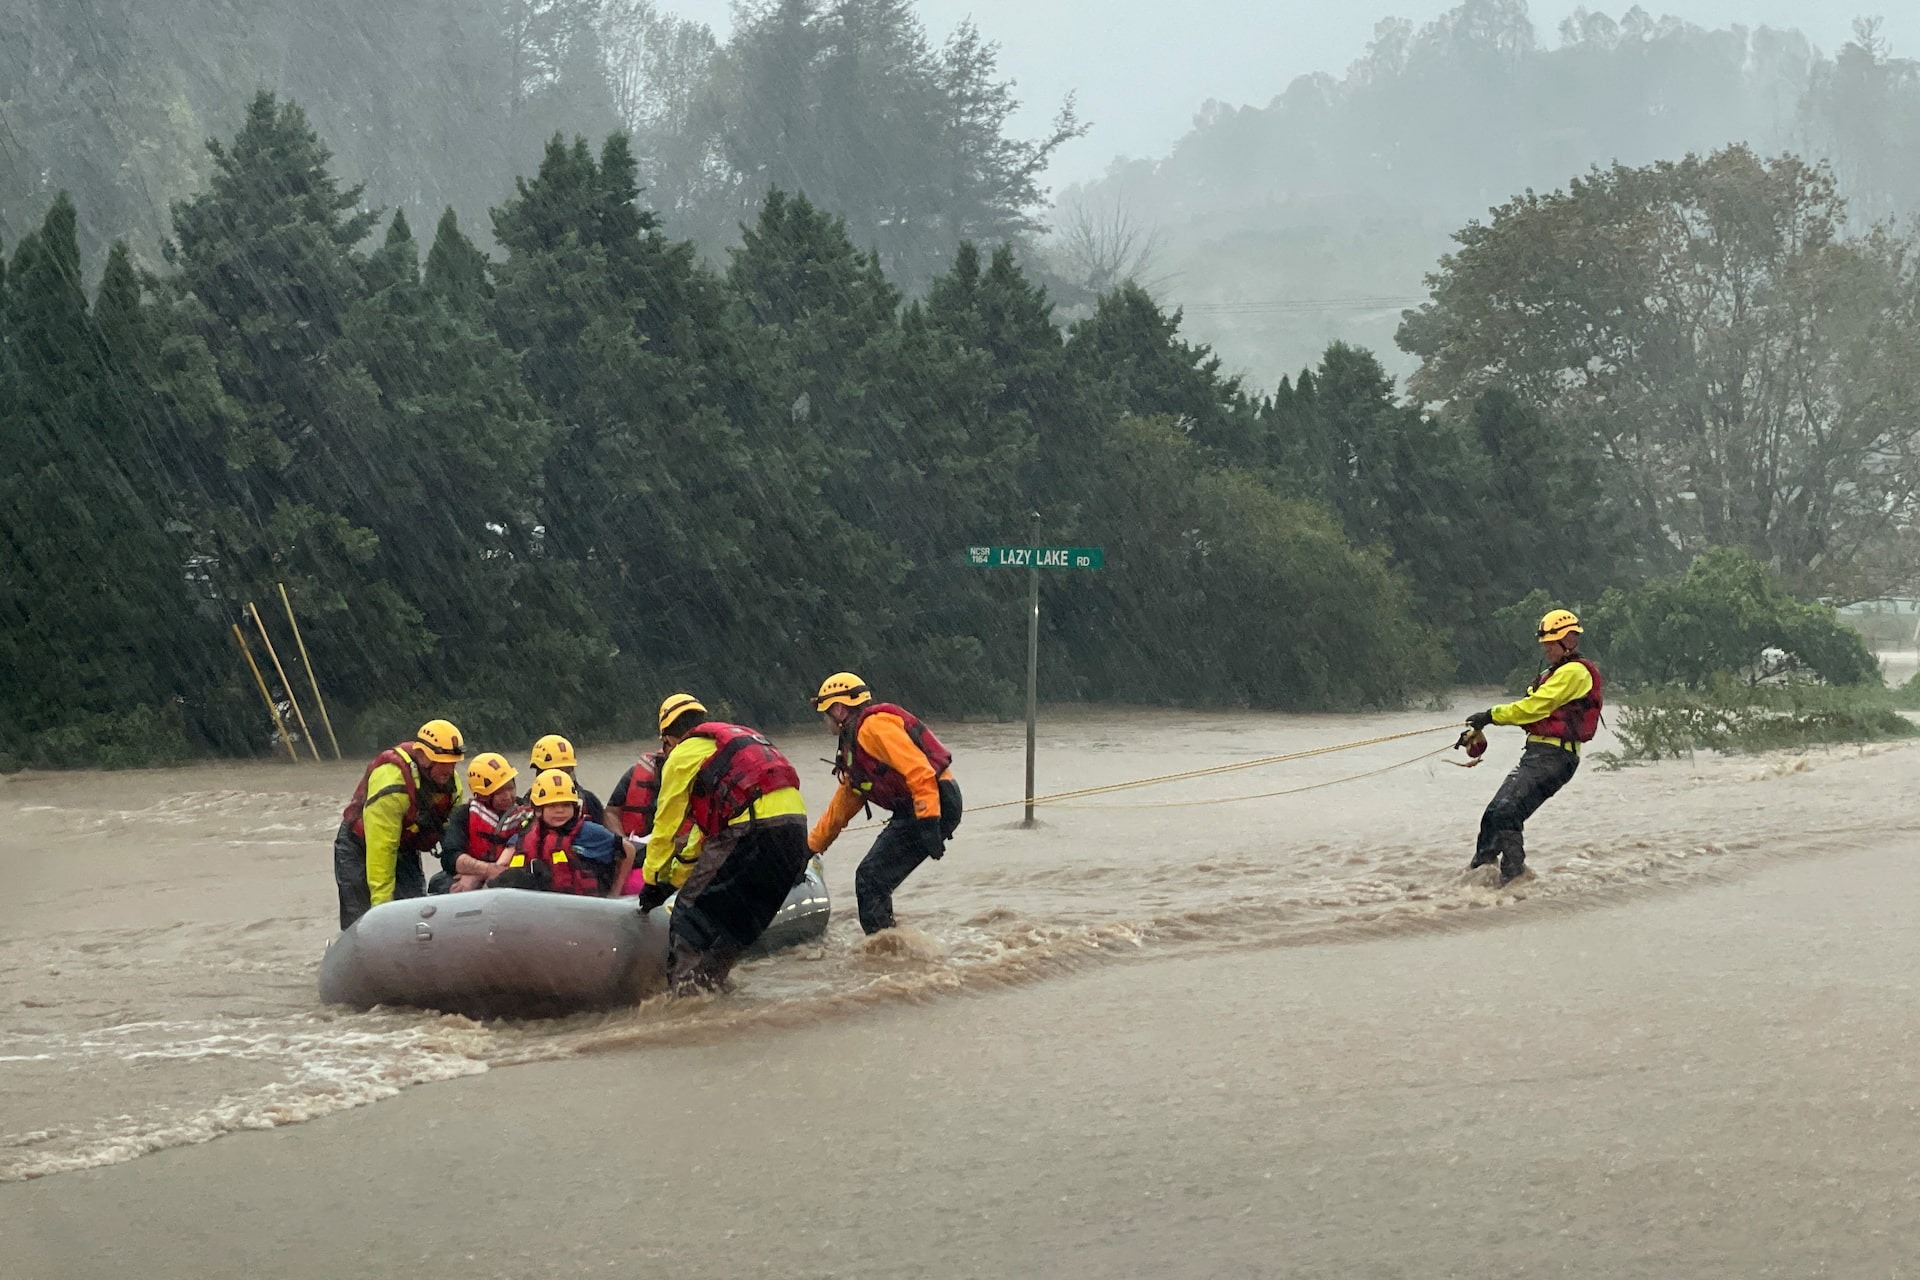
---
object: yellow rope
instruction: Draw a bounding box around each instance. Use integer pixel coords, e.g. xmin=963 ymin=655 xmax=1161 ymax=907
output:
xmin=842 ymin=723 xmax=1462 ymax=829
xmin=1043 ymin=742 xmax=1455 ymax=809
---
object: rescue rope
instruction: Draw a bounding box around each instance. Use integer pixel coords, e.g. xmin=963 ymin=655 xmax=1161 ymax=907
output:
xmin=839 ymin=723 xmax=1461 ymax=829
xmin=1041 ymin=741 xmax=1457 ymax=810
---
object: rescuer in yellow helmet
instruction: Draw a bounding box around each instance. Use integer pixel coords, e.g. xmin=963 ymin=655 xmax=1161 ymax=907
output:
xmin=640 ymin=694 xmax=811 ymax=993
xmin=432 ymin=752 xmax=529 ymax=894
xmin=1461 ymin=609 xmax=1604 ymax=885
xmin=493 ymin=768 xmax=637 ymax=895
xmin=807 ymin=672 xmax=961 ymax=933
xmin=333 ymin=719 xmax=467 ymax=929
xmin=527 ymin=733 xmax=607 ymax=828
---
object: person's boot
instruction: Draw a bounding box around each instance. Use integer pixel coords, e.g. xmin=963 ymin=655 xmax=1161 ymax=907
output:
xmin=667 ymin=935 xmax=741 ymax=996
xmin=1498 ymin=843 xmax=1527 ymax=885
xmin=1468 ymin=848 xmax=1498 ymax=871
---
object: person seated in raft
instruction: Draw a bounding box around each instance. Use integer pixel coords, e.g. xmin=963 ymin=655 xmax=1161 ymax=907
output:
xmin=528 ymin=733 xmax=607 ymax=827
xmin=493 ymin=768 xmax=638 ymax=896
xmin=604 ymin=749 xmax=702 ymax=896
xmin=431 ymin=752 xmax=530 ymax=894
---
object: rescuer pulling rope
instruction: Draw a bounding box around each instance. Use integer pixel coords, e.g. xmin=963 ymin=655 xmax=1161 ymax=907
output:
xmin=1460 ymin=608 xmax=1603 ymax=885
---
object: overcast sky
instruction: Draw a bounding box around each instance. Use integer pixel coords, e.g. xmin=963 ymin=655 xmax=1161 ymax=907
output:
xmin=663 ymin=1 xmax=1914 ymax=184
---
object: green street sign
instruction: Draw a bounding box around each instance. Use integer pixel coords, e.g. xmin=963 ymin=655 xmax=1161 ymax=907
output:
xmin=964 ymin=545 xmax=1104 ymax=570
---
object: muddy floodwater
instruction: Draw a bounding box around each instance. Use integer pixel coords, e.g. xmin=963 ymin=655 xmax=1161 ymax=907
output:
xmin=5 ymin=702 xmax=1920 ymax=1276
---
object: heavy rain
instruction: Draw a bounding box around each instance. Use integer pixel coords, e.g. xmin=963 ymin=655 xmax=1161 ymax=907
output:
xmin=5 ymin=0 xmax=1920 ymax=1274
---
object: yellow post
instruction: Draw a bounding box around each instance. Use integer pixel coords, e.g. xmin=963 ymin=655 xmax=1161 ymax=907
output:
xmin=278 ymin=582 xmax=341 ymax=760
xmin=233 ymin=624 xmax=298 ymax=762
xmin=249 ymin=601 xmax=321 ymax=761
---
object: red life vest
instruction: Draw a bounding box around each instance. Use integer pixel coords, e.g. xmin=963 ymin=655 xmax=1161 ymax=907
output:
xmin=1525 ymin=656 xmax=1604 ymax=745
xmin=617 ymin=751 xmax=667 ymax=837
xmin=835 ymin=703 xmax=953 ymax=814
xmin=464 ymin=800 xmax=528 ymax=864
xmin=685 ymin=723 xmax=801 ymax=837
xmin=506 ymin=812 xmax=602 ymax=896
xmin=341 ymin=742 xmax=457 ymax=852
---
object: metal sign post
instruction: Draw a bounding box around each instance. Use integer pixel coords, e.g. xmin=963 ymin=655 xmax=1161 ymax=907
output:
xmin=964 ymin=541 xmax=1105 ymax=827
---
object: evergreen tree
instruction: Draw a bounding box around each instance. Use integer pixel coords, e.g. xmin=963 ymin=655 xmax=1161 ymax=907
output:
xmin=0 ymin=199 xmax=213 ymax=764
xmin=423 ymin=208 xmax=492 ymax=313
xmin=491 ymin=136 xmax=890 ymax=716
xmin=165 ymin=93 xmax=426 ymax=716
xmin=1065 ymin=284 xmax=1257 ymax=462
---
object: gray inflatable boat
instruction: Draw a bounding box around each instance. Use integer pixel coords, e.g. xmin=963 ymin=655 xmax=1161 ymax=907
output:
xmin=319 ymin=858 xmax=830 ymax=1017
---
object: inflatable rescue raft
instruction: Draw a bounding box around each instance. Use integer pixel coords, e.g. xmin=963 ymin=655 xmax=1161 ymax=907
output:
xmin=319 ymin=859 xmax=830 ymax=1017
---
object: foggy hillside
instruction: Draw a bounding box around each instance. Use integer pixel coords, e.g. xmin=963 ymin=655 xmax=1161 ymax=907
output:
xmin=1 ymin=0 xmax=1078 ymax=295
xmin=11 ymin=0 xmax=1917 ymax=367
xmin=1058 ymin=3 xmax=1920 ymax=385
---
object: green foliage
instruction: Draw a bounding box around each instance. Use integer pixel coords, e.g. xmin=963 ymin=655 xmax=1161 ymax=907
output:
xmin=4 ymin=101 xmax=1466 ymax=767
xmin=1588 ymin=548 xmax=1879 ymax=690
xmin=1053 ymin=417 xmax=1448 ymax=709
xmin=1494 ymin=548 xmax=1882 ymax=698
xmin=11 ymin=704 xmax=199 ymax=771
xmin=1607 ymin=681 xmax=1918 ymax=762
xmin=1400 ymin=145 xmax=1920 ymax=602
xmin=650 ymin=0 xmax=1085 ymax=292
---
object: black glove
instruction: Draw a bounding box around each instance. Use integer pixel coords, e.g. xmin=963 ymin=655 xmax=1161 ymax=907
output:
xmin=1465 ymin=710 xmax=1494 ymax=731
xmin=636 ymin=879 xmax=673 ymax=913
xmin=914 ymin=816 xmax=946 ymax=860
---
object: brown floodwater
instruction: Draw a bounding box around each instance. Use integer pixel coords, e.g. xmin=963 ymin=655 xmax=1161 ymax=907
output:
xmin=4 ymin=701 xmax=1907 ymax=1189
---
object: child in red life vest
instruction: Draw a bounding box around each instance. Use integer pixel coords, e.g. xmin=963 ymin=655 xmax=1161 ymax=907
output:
xmin=495 ymin=769 xmax=636 ymax=895
xmin=437 ymin=752 xmax=528 ymax=893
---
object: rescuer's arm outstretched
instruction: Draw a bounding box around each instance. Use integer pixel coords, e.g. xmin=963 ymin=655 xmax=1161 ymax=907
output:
xmin=808 ymin=783 xmax=865 ymax=855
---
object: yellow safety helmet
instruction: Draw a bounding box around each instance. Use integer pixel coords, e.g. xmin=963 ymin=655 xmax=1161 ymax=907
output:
xmin=467 ymin=752 xmax=517 ymax=798
xmin=529 ymin=733 xmax=577 ymax=771
xmin=658 ymin=693 xmax=708 ymax=735
xmin=415 ymin=719 xmax=467 ymax=763
xmin=1536 ymin=608 xmax=1583 ymax=643
xmin=812 ymin=671 xmax=873 ymax=712
xmin=529 ymin=768 xmax=580 ymax=808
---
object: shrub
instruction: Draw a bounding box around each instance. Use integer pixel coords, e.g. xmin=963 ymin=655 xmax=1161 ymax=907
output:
xmin=1497 ymin=548 xmax=1878 ymax=691
xmin=1607 ymin=680 xmax=1917 ymax=761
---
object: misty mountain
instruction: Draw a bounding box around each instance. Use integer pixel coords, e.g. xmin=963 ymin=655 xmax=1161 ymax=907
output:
xmin=1057 ymin=2 xmax=1920 ymax=387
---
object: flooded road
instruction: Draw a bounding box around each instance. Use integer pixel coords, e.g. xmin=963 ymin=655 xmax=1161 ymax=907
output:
xmin=6 ymin=701 xmax=1920 ymax=1275
xmin=3 ymin=702 xmax=1909 ymax=1189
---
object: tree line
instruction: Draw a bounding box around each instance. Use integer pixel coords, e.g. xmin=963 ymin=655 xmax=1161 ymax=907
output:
xmin=0 ymin=96 xmax=1458 ymax=768
xmin=1 ymin=0 xmax=1081 ymax=300
xmin=5 ymin=90 xmax=1901 ymax=768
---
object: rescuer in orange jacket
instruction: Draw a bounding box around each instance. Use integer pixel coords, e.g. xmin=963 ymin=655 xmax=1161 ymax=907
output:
xmin=808 ymin=672 xmax=962 ymax=934
xmin=333 ymin=719 xmax=466 ymax=929
xmin=1462 ymin=609 xmax=1603 ymax=885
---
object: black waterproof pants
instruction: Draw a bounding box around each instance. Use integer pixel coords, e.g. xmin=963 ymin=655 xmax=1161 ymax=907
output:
xmin=855 ymin=778 xmax=964 ymax=934
xmin=668 ymin=815 xmax=813 ymax=993
xmin=332 ymin=822 xmax=425 ymax=930
xmin=1472 ymin=742 xmax=1579 ymax=883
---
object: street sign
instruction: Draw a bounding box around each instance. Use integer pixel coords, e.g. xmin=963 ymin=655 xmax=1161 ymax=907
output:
xmin=963 ymin=540 xmax=1106 ymax=826
xmin=964 ymin=545 xmax=1104 ymax=570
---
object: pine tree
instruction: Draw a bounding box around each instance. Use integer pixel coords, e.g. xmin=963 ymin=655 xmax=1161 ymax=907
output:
xmin=0 ymin=199 xmax=213 ymax=763
xmin=423 ymin=208 xmax=492 ymax=313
